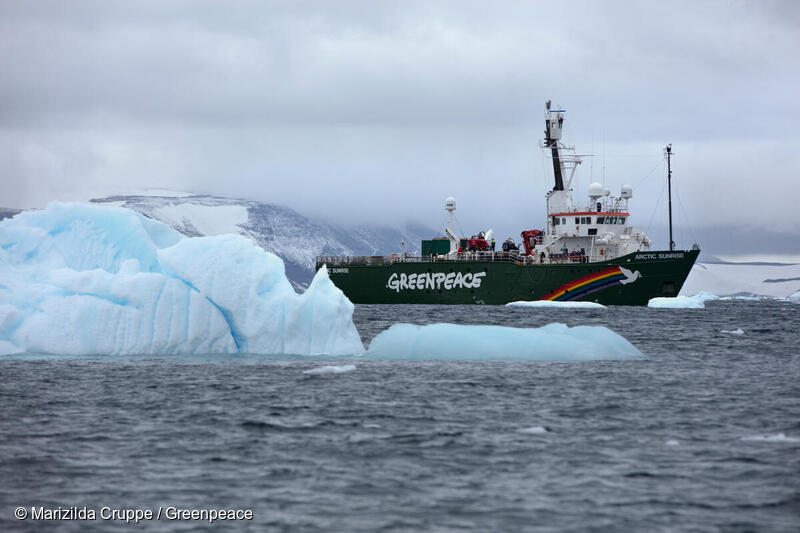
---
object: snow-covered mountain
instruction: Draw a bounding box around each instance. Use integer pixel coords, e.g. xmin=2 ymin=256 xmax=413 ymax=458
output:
xmin=0 ymin=208 xmax=21 ymax=221
xmin=90 ymin=194 xmax=435 ymax=290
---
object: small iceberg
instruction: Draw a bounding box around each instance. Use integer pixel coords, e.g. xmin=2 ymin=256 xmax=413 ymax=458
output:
xmin=303 ymin=364 xmax=357 ymax=375
xmin=741 ymin=433 xmax=800 ymax=443
xmin=789 ymin=290 xmax=800 ymax=304
xmin=720 ymin=328 xmax=745 ymax=335
xmin=506 ymin=300 xmax=606 ymax=309
xmin=0 ymin=203 xmax=364 ymax=356
xmin=518 ymin=426 xmax=550 ymax=435
xmin=365 ymin=322 xmax=643 ymax=361
xmin=648 ymin=291 xmax=719 ymax=309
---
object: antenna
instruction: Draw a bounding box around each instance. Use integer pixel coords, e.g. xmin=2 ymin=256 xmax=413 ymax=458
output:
xmin=602 ymin=132 xmax=606 ymax=185
xmin=664 ymin=144 xmax=675 ymax=251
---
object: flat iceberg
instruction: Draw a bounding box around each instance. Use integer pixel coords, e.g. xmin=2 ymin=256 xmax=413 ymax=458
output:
xmin=302 ymin=364 xmax=357 ymax=375
xmin=741 ymin=433 xmax=800 ymax=443
xmin=0 ymin=203 xmax=364 ymax=356
xmin=518 ymin=426 xmax=550 ymax=434
xmin=365 ymin=322 xmax=643 ymax=361
xmin=648 ymin=291 xmax=719 ymax=309
xmin=506 ymin=300 xmax=606 ymax=309
xmin=720 ymin=328 xmax=744 ymax=335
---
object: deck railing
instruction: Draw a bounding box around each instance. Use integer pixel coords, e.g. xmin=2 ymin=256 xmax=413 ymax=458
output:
xmin=316 ymin=251 xmax=590 ymax=267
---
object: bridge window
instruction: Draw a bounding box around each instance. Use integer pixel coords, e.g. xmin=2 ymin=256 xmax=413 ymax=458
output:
xmin=561 ymin=218 xmax=566 ymax=224
xmin=553 ymin=217 xmax=559 ymax=225
xmin=597 ymin=216 xmax=605 ymax=224
xmin=575 ymin=217 xmax=580 ymax=224
xmin=618 ymin=217 xmax=625 ymax=224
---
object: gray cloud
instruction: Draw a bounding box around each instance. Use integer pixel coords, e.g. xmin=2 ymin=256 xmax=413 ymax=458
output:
xmin=1 ymin=0 xmax=798 ymax=254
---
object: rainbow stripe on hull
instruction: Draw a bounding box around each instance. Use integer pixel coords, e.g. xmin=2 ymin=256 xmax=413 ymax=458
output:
xmin=540 ymin=266 xmax=629 ymax=301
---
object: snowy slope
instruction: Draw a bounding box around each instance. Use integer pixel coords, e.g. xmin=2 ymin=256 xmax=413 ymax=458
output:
xmin=151 ymin=203 xmax=248 ymax=236
xmin=681 ymin=261 xmax=800 ymax=299
xmin=91 ymin=195 xmax=434 ymax=290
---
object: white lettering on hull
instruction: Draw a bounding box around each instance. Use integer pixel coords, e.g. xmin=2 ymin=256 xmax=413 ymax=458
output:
xmin=387 ymin=271 xmax=486 ymax=293
xmin=634 ymin=252 xmax=685 ymax=260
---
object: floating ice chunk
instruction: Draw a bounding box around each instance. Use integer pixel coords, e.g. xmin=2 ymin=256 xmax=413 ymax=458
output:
xmin=303 ymin=364 xmax=357 ymax=375
xmin=506 ymin=301 xmax=606 ymax=309
xmin=789 ymin=290 xmax=800 ymax=304
xmin=665 ymin=439 xmax=680 ymax=446
xmin=648 ymin=291 xmax=719 ymax=309
xmin=0 ymin=203 xmax=364 ymax=356
xmin=741 ymin=433 xmax=800 ymax=443
xmin=365 ymin=322 xmax=643 ymax=361
xmin=720 ymin=328 xmax=744 ymax=335
xmin=518 ymin=426 xmax=550 ymax=434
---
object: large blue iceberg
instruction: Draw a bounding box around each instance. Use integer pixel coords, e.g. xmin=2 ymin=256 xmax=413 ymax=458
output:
xmin=366 ymin=322 xmax=643 ymax=361
xmin=0 ymin=203 xmax=364 ymax=356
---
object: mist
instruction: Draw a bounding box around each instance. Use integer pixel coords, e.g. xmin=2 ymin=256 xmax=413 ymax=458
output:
xmin=1 ymin=0 xmax=798 ymax=256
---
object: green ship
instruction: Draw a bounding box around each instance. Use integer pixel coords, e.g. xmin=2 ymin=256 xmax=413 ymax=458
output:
xmin=316 ymin=101 xmax=699 ymax=305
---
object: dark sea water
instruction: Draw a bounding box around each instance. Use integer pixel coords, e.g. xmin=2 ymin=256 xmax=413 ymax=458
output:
xmin=1 ymin=300 xmax=799 ymax=532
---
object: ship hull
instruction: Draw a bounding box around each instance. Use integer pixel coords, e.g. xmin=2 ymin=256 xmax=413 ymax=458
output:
xmin=317 ymin=249 xmax=699 ymax=306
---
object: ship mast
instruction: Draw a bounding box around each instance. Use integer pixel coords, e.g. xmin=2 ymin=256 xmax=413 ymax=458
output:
xmin=665 ymin=144 xmax=675 ymax=251
xmin=544 ymin=100 xmax=565 ymax=191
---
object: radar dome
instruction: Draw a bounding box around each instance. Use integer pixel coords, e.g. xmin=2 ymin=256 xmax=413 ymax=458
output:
xmin=603 ymin=188 xmax=611 ymax=197
xmin=620 ymin=185 xmax=633 ymax=199
xmin=588 ymin=182 xmax=604 ymax=198
xmin=445 ymin=197 xmax=457 ymax=212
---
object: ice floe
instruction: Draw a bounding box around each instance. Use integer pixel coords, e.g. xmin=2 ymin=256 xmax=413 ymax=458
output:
xmin=506 ymin=301 xmax=606 ymax=309
xmin=720 ymin=328 xmax=745 ymax=335
xmin=741 ymin=433 xmax=800 ymax=443
xmin=518 ymin=426 xmax=550 ymax=434
xmin=682 ymin=260 xmax=800 ymax=299
xmin=365 ymin=322 xmax=643 ymax=361
xmin=664 ymin=439 xmax=680 ymax=446
xmin=647 ymin=291 xmax=719 ymax=309
xmin=303 ymin=364 xmax=357 ymax=375
xmin=0 ymin=203 xmax=364 ymax=356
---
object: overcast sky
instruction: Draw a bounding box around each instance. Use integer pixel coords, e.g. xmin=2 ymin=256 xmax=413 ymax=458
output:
xmin=1 ymin=1 xmax=798 ymax=254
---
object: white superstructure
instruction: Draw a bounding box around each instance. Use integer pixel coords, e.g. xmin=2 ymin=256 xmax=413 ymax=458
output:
xmin=525 ymin=101 xmax=652 ymax=263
